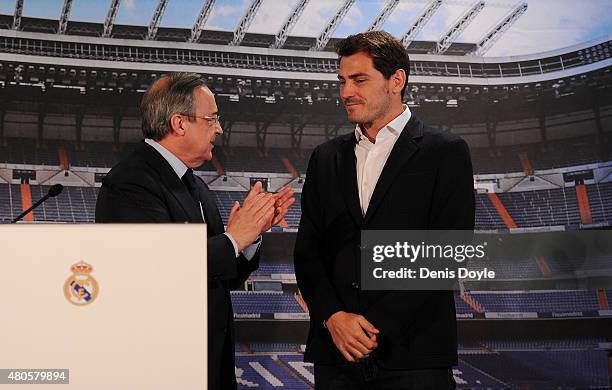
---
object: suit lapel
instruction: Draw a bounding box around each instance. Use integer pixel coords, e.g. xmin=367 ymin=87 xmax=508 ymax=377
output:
xmin=336 ymin=134 xmax=363 ymax=227
xmin=140 ymin=142 xmax=203 ymax=223
xmin=363 ymin=116 xmax=422 ymax=226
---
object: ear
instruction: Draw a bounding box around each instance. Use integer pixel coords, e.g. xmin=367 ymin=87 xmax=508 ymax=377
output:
xmin=391 ymin=69 xmax=406 ymax=96
xmin=169 ymin=113 xmax=186 ymax=136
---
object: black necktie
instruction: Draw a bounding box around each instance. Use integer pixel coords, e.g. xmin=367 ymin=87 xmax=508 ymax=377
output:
xmin=182 ymin=168 xmax=200 ymax=204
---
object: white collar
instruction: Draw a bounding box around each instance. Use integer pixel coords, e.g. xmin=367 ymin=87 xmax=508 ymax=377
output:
xmin=354 ymin=104 xmax=412 ymax=144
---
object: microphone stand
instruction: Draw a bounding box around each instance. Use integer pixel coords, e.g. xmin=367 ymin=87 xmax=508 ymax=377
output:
xmin=11 ymin=184 xmax=63 ymax=223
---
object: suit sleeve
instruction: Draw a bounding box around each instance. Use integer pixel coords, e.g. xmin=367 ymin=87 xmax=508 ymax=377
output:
xmin=228 ymin=250 xmax=260 ymax=290
xmin=364 ymin=137 xmax=475 ymax=330
xmin=294 ymin=147 xmax=345 ymax=326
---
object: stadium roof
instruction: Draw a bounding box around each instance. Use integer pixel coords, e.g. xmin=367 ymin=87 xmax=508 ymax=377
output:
xmin=1 ymin=0 xmax=611 ymax=57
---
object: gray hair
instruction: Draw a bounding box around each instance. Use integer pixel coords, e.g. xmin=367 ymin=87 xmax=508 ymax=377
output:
xmin=140 ymin=72 xmax=207 ymax=140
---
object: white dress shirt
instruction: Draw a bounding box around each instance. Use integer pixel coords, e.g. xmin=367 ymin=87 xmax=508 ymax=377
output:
xmin=144 ymin=138 xmax=260 ymax=259
xmin=354 ymin=105 xmax=412 ymax=215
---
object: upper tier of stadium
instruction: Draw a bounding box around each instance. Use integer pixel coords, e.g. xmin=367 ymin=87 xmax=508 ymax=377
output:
xmin=1 ymin=0 xmax=530 ymax=56
xmin=0 ymin=14 xmax=610 ymax=86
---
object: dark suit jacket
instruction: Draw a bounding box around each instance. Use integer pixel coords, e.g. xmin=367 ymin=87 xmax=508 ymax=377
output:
xmin=294 ymin=115 xmax=475 ymax=369
xmin=95 ymin=141 xmax=258 ymax=390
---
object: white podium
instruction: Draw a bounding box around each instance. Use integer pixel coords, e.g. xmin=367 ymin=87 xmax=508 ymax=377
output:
xmin=0 ymin=224 xmax=207 ymax=389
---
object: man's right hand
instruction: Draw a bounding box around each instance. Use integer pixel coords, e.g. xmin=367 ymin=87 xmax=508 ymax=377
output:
xmin=226 ymin=181 xmax=275 ymax=251
xmin=325 ymin=311 xmax=379 ymax=362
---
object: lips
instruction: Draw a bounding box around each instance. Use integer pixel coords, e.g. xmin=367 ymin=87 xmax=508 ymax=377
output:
xmin=344 ymin=101 xmax=362 ymax=108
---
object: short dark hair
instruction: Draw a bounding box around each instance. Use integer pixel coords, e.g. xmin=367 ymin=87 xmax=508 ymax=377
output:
xmin=140 ymin=72 xmax=207 ymax=141
xmin=335 ymin=31 xmax=410 ymax=98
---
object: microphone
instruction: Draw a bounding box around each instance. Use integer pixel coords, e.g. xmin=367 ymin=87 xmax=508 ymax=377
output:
xmin=11 ymin=184 xmax=64 ymax=223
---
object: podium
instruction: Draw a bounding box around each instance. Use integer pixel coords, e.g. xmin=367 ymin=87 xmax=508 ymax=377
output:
xmin=0 ymin=224 xmax=207 ymax=389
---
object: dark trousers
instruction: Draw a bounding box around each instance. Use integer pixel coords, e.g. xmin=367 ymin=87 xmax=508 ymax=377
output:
xmin=314 ymin=358 xmax=456 ymax=390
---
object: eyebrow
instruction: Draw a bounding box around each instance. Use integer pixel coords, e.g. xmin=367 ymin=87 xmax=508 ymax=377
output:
xmin=191 ymin=111 xmax=218 ymax=118
xmin=337 ymin=72 xmax=369 ymax=80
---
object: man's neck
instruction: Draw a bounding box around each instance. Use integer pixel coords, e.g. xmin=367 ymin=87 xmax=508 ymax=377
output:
xmin=157 ymin=138 xmax=187 ymax=164
xmin=360 ymin=103 xmax=405 ymax=143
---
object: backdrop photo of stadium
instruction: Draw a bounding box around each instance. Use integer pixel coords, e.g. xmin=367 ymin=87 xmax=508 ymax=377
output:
xmin=1 ymin=0 xmax=611 ymax=388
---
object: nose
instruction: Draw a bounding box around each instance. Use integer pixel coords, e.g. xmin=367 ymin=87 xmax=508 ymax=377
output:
xmin=340 ymin=81 xmax=354 ymax=101
xmin=216 ymin=123 xmax=223 ymax=135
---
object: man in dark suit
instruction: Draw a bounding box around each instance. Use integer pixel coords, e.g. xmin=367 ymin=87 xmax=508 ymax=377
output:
xmin=96 ymin=72 xmax=294 ymax=390
xmin=294 ymin=31 xmax=474 ymax=389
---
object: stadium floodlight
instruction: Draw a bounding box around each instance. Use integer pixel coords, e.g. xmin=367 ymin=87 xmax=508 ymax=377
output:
xmin=102 ymin=0 xmax=121 ymax=38
xmin=313 ymin=0 xmax=356 ymax=51
xmin=401 ymin=0 xmax=443 ymax=48
xmin=12 ymin=0 xmax=24 ymax=30
xmin=58 ymin=0 xmax=73 ymax=34
xmin=189 ymin=0 xmax=215 ymax=43
xmin=146 ymin=0 xmax=169 ymax=40
xmin=230 ymin=0 xmax=264 ymax=46
xmin=433 ymin=0 xmax=485 ymax=54
xmin=271 ymin=0 xmax=310 ymax=49
xmin=471 ymin=2 xmax=528 ymax=56
xmin=367 ymin=0 xmax=399 ymax=32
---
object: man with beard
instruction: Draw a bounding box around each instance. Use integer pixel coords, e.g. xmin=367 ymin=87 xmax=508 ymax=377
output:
xmin=294 ymin=32 xmax=474 ymax=389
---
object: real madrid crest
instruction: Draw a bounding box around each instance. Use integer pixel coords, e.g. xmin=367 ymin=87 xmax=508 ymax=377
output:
xmin=64 ymin=261 xmax=99 ymax=306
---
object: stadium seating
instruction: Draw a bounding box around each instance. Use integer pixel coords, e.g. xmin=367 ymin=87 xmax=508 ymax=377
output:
xmin=231 ymin=292 xmax=303 ymax=314
xmin=209 ymin=190 xmax=244 ymax=222
xmin=283 ymin=193 xmax=302 ymax=228
xmin=2 ymin=135 xmax=611 ymax=175
xmin=453 ymin=294 xmax=477 ymax=315
xmin=250 ymin=343 xmax=301 ymax=353
xmin=475 ymin=194 xmax=506 ymax=230
xmin=1 ymin=138 xmax=59 ymax=166
xmin=232 ymin=348 xmax=610 ymax=389
xmin=254 ymin=253 xmax=608 ymax=283
xmin=467 ymin=257 xmax=544 ymax=278
xmin=460 ymin=351 xmax=610 ymax=389
xmin=70 ymin=141 xmax=121 ymax=168
xmin=250 ymin=262 xmax=295 ymax=277
xmin=586 ymin=181 xmax=612 ymax=224
xmin=470 ymin=136 xmax=612 ymax=174
xmin=29 ymin=184 xmax=98 ymax=223
xmin=277 ymin=355 xmax=314 ymax=386
xmin=469 ymin=290 xmax=600 ymax=312
xmin=235 ymin=355 xmax=307 ymax=389
xmin=0 ymin=183 xmax=19 ymax=222
xmin=229 ymin=290 xmax=606 ymax=315
xmin=483 ymin=338 xmax=604 ymax=350
xmin=216 ymin=147 xmax=290 ymax=174
xmin=496 ymin=187 xmax=581 ymax=227
xmin=2 ymin=183 xmax=610 ymax=231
